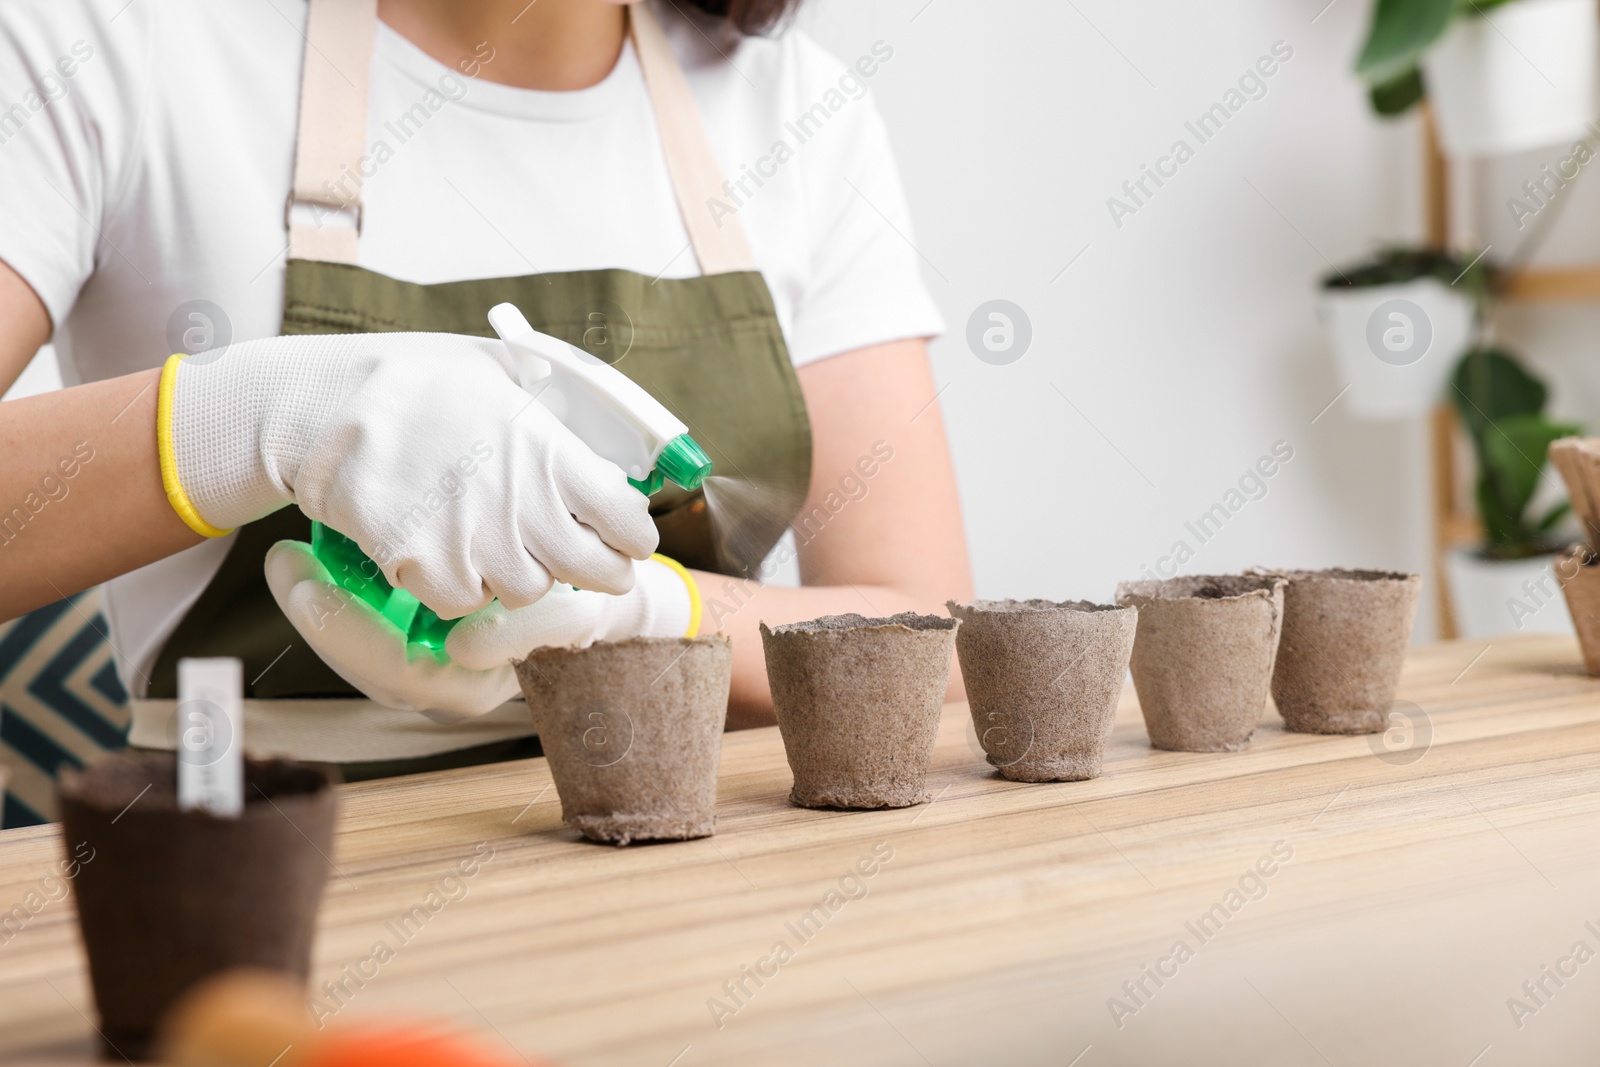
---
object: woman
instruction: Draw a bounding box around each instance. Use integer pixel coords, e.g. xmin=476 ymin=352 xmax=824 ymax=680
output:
xmin=0 ymin=0 xmax=970 ymax=773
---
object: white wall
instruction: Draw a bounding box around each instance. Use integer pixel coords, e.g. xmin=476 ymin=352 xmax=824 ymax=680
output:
xmin=796 ymin=0 xmax=1471 ymax=636
xmin=2 ymin=343 xmax=60 ymax=401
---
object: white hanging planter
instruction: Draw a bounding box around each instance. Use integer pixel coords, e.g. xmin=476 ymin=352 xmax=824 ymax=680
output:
xmin=1423 ymin=0 xmax=1599 ymax=157
xmin=1445 ymin=547 xmax=1575 ymax=637
xmin=1316 ymin=277 xmax=1477 ymax=420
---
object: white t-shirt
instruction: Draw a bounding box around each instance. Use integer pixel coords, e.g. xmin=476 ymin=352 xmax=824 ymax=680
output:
xmin=0 ymin=0 xmax=942 ymax=695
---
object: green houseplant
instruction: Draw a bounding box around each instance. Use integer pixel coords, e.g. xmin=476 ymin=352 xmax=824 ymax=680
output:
xmin=1355 ymin=0 xmax=1516 ymax=115
xmin=1355 ymin=0 xmax=1596 ymax=157
xmin=1449 ymin=346 xmax=1578 ymax=559
xmin=1445 ymin=346 xmax=1582 ymax=637
xmin=1323 ymin=246 xmax=1494 ymax=297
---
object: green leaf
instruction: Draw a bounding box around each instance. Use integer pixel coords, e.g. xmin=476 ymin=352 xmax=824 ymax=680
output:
xmin=1450 ymin=347 xmax=1548 ymax=442
xmin=1450 ymin=346 xmax=1583 ymax=555
xmin=1368 ymin=66 xmax=1426 ymax=115
xmin=1324 ymin=247 xmax=1497 ymax=300
xmin=1474 ymin=475 xmax=1521 ymax=551
xmin=1356 ymin=0 xmax=1456 ymax=86
xmin=1478 ymin=414 xmax=1582 ymax=550
xmin=1537 ymin=500 xmax=1573 ymax=532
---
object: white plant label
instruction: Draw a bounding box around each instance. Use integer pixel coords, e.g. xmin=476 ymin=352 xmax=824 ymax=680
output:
xmin=176 ymin=657 xmax=243 ymax=817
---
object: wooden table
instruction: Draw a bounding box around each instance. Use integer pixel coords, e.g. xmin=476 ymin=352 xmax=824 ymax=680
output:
xmin=4 ymin=636 xmax=1600 ymax=1065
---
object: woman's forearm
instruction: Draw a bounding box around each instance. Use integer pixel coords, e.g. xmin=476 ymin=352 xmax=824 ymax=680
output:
xmin=0 ymin=367 xmax=201 ymax=619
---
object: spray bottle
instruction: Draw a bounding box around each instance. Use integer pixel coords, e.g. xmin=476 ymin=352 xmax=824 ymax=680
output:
xmin=310 ymin=303 xmax=713 ymax=653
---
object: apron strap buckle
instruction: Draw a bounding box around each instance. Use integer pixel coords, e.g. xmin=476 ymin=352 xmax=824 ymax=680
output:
xmin=285 ymin=194 xmax=363 ymax=265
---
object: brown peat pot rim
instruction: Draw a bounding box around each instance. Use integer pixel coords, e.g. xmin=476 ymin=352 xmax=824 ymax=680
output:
xmin=1558 ymin=543 xmax=1600 ymax=573
xmin=518 ymin=632 xmax=728 ymax=660
xmin=948 ymin=597 xmax=1126 ymax=615
xmin=58 ymin=752 xmax=333 ymax=816
xmin=1253 ymin=566 xmax=1416 ymax=584
xmin=764 ymin=610 xmax=959 ymax=635
xmin=1116 ymin=573 xmax=1283 ymax=603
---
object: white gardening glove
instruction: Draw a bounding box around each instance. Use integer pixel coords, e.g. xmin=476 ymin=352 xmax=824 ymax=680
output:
xmin=445 ymin=555 xmax=699 ymax=671
xmin=158 ymin=332 xmax=658 ymax=618
xmin=264 ymin=540 xmax=519 ymax=717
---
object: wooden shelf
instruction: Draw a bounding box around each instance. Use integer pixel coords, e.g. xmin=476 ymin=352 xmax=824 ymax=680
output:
xmin=1502 ymin=266 xmax=1600 ymax=301
xmin=1438 ymin=514 xmax=1482 ymax=546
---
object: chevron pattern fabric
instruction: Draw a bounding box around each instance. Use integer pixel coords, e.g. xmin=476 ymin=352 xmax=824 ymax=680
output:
xmin=0 ymin=587 xmax=130 ymax=828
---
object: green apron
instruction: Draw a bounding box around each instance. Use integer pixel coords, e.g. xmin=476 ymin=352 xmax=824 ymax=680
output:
xmin=147 ymin=1 xmax=811 ymax=706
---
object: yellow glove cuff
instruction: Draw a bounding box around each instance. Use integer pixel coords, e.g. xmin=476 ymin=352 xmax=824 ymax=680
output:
xmin=649 ymin=553 xmax=702 ymax=638
xmin=157 ymin=354 xmax=232 ymax=538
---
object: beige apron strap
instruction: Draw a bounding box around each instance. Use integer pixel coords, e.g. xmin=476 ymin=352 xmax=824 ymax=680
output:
xmin=286 ymin=0 xmax=377 ymax=264
xmin=629 ymin=4 xmax=757 ymax=275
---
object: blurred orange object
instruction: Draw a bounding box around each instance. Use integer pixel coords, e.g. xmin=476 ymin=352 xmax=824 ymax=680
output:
xmin=305 ymin=1029 xmax=537 ymax=1067
xmin=159 ymin=969 xmax=319 ymax=1067
xmin=159 ymin=970 xmax=549 ymax=1067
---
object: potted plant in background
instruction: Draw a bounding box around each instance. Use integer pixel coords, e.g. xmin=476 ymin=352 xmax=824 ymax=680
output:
xmin=1355 ymin=0 xmax=1598 ymax=156
xmin=1318 ymin=247 xmax=1487 ymax=419
xmin=1444 ymin=345 xmax=1581 ymax=636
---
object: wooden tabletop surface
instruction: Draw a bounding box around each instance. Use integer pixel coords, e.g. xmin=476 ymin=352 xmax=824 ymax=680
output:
xmin=3 ymin=635 xmax=1600 ymax=1066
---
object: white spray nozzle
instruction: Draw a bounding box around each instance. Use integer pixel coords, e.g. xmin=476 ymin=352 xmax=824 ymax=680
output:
xmin=488 ymin=302 xmax=688 ymax=483
xmin=487 ymin=303 xmax=553 ymax=391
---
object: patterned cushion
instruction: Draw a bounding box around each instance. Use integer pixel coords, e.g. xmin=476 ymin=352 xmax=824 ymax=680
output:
xmin=0 ymin=588 xmax=129 ymax=827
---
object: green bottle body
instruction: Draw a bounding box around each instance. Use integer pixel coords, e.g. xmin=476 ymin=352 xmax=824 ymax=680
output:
xmin=309 ymin=433 xmax=711 ymax=653
xmin=310 ymin=524 xmax=457 ymax=652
